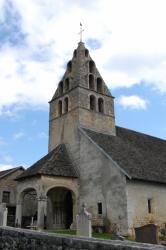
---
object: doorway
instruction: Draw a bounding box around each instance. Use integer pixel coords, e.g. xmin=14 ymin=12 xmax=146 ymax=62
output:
xmin=47 ymin=187 xmax=73 ymax=229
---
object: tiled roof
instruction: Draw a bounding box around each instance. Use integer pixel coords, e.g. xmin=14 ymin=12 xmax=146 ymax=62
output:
xmin=82 ymin=126 xmax=166 ymax=184
xmin=16 ymin=144 xmax=78 ymax=180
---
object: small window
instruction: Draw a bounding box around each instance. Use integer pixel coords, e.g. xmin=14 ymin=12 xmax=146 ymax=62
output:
xmin=97 ymin=78 xmax=103 ymax=93
xmin=59 ymin=81 xmax=63 ymax=95
xmin=64 ymin=97 xmax=69 ymax=113
xmin=98 ymin=98 xmax=104 ymax=113
xmin=2 ymin=191 xmax=10 ymax=203
xmin=89 ymin=74 xmax=95 ymax=90
xmin=67 ymin=61 xmax=72 ymax=73
xmin=58 ymin=100 xmax=62 ymax=116
xmin=98 ymin=202 xmax=102 ymax=215
xmin=89 ymin=61 xmax=95 ymax=74
xmin=90 ymin=95 xmax=96 ymax=111
xmin=65 ymin=78 xmax=70 ymax=92
xmin=85 ymin=49 xmax=89 ymax=57
xmin=74 ymin=50 xmax=77 ymax=58
xmin=148 ymin=198 xmax=152 ymax=213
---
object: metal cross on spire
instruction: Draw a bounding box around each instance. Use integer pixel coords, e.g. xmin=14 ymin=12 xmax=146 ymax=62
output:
xmin=79 ymin=22 xmax=84 ymax=42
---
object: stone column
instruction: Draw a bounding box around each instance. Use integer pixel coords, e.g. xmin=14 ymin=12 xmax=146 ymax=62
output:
xmin=0 ymin=203 xmax=8 ymax=226
xmin=37 ymin=196 xmax=47 ymax=230
xmin=71 ymin=194 xmax=77 ymax=229
xmin=15 ymin=202 xmax=22 ymax=227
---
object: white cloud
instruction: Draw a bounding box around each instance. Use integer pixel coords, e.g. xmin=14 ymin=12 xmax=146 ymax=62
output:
xmin=0 ymin=0 xmax=166 ymax=115
xmin=3 ymin=154 xmax=13 ymax=163
xmin=0 ymin=164 xmax=15 ymax=171
xmin=13 ymin=131 xmax=24 ymax=140
xmin=118 ymin=95 xmax=148 ymax=110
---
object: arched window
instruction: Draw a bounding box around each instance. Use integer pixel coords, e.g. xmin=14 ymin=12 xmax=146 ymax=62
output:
xmin=64 ymin=97 xmax=69 ymax=113
xmin=74 ymin=50 xmax=77 ymax=58
xmin=65 ymin=78 xmax=70 ymax=92
xmin=59 ymin=81 xmax=63 ymax=95
xmin=58 ymin=100 xmax=62 ymax=116
xmin=85 ymin=49 xmax=89 ymax=57
xmin=90 ymin=95 xmax=96 ymax=111
xmin=89 ymin=61 xmax=95 ymax=74
xmin=97 ymin=78 xmax=103 ymax=93
xmin=67 ymin=61 xmax=72 ymax=72
xmin=98 ymin=98 xmax=104 ymax=113
xmin=89 ymin=74 xmax=95 ymax=90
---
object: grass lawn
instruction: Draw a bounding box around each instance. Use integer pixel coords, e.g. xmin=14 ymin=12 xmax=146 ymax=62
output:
xmin=45 ymin=229 xmax=113 ymax=240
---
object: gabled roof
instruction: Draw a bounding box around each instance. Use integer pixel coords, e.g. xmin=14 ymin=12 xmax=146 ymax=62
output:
xmin=0 ymin=167 xmax=24 ymax=179
xmin=82 ymin=126 xmax=166 ymax=184
xmin=16 ymin=144 xmax=78 ymax=181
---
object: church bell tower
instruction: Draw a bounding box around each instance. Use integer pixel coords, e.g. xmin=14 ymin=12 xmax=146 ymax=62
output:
xmin=48 ymin=41 xmax=115 ymax=152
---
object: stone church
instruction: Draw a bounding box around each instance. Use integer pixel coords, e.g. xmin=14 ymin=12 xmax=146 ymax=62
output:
xmin=1 ymin=41 xmax=166 ymax=235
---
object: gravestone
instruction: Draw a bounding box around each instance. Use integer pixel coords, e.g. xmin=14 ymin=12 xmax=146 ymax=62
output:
xmin=135 ymin=224 xmax=159 ymax=244
xmin=0 ymin=203 xmax=8 ymax=226
xmin=76 ymin=203 xmax=92 ymax=238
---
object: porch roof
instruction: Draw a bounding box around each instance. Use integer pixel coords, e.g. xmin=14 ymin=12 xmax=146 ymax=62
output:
xmin=16 ymin=144 xmax=78 ymax=180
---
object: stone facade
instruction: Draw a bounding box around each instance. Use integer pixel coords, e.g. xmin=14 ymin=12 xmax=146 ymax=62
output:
xmin=79 ymin=128 xmax=128 ymax=235
xmin=0 ymin=168 xmax=24 ymax=206
xmin=0 ymin=168 xmax=24 ymax=227
xmin=49 ymin=42 xmax=116 ymax=153
xmin=16 ymin=175 xmax=78 ymax=229
xmin=126 ymin=180 xmax=166 ymax=235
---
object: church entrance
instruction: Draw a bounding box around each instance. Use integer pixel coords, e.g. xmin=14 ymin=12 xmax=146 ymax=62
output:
xmin=47 ymin=187 xmax=73 ymax=229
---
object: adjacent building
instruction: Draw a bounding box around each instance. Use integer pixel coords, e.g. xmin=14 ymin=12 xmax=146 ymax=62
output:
xmin=0 ymin=167 xmax=24 ymax=226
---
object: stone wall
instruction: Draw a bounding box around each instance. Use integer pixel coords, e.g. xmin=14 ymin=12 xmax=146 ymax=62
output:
xmin=79 ymin=129 xmax=128 ymax=235
xmin=0 ymin=169 xmax=24 ymax=206
xmin=0 ymin=227 xmax=165 ymax=250
xmin=126 ymin=180 xmax=166 ymax=235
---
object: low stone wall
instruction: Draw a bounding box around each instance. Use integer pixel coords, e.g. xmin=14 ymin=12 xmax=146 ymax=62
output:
xmin=0 ymin=227 xmax=165 ymax=250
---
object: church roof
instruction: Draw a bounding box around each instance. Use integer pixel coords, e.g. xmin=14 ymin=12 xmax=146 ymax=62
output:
xmin=16 ymin=144 xmax=78 ymax=180
xmin=82 ymin=126 xmax=166 ymax=184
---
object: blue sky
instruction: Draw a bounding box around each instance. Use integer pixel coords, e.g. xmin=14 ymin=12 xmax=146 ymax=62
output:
xmin=0 ymin=0 xmax=166 ymax=170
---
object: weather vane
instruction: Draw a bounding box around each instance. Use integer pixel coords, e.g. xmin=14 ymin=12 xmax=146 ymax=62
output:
xmin=79 ymin=22 xmax=84 ymax=42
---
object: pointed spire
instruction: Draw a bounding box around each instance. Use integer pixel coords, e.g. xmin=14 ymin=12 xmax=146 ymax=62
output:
xmin=50 ymin=40 xmax=112 ymax=102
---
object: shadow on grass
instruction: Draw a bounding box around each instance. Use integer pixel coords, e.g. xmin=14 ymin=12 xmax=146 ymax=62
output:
xmin=45 ymin=229 xmax=113 ymax=240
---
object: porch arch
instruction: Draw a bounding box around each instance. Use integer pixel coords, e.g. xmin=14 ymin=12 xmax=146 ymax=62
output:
xmin=46 ymin=186 xmax=77 ymax=229
xmin=16 ymin=187 xmax=38 ymax=228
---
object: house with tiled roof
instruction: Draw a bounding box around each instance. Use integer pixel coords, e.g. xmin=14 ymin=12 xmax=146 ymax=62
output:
xmin=0 ymin=167 xmax=24 ymax=226
xmin=14 ymin=41 xmax=166 ymax=235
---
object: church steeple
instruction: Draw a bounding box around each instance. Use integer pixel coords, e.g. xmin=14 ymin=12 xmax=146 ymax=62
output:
xmin=51 ymin=42 xmax=112 ymax=101
xmin=49 ymin=42 xmax=116 ymax=151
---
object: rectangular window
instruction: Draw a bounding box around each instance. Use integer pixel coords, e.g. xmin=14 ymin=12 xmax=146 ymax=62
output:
xmin=148 ymin=198 xmax=152 ymax=213
xmin=2 ymin=191 xmax=10 ymax=203
xmin=98 ymin=202 xmax=102 ymax=215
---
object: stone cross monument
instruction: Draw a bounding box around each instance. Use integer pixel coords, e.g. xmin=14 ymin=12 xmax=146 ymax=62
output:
xmin=76 ymin=203 xmax=92 ymax=238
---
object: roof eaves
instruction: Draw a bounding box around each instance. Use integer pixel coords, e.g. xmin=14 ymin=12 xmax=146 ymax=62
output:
xmin=79 ymin=126 xmax=132 ymax=179
xmin=129 ymin=177 xmax=166 ymax=185
xmin=0 ymin=166 xmax=24 ymax=180
xmin=15 ymin=172 xmax=41 ymax=181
